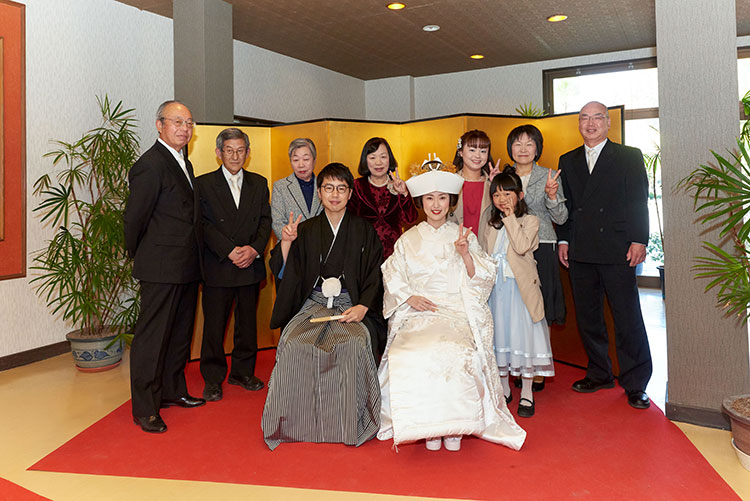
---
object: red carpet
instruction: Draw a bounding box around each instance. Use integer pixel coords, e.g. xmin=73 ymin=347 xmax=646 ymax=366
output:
xmin=0 ymin=478 xmax=52 ymax=500
xmin=30 ymin=350 xmax=738 ymax=500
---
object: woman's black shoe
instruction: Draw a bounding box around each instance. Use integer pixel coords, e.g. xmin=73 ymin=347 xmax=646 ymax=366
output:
xmin=518 ymin=397 xmax=535 ymax=418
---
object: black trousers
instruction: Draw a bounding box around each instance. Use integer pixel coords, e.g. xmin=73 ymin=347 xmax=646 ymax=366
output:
xmin=130 ymin=280 xmax=199 ymax=418
xmin=568 ymin=260 xmax=652 ymax=393
xmin=200 ymin=283 xmax=259 ymax=384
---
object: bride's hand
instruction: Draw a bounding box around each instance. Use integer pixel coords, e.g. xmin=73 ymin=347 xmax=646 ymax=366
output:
xmin=406 ymin=295 xmax=437 ymax=312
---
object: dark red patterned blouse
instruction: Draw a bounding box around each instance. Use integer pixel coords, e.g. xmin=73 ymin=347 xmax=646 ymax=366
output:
xmin=348 ymin=177 xmax=418 ymax=259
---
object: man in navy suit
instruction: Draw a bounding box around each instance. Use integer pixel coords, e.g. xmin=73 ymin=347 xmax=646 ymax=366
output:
xmin=124 ymin=100 xmax=206 ymax=433
xmin=195 ymin=128 xmax=271 ymax=401
xmin=557 ymin=101 xmax=652 ymax=409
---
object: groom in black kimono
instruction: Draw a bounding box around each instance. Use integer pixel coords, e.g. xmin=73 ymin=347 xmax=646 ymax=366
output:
xmin=269 ymin=163 xmax=387 ymax=360
xmin=262 ymin=163 xmax=385 ymax=450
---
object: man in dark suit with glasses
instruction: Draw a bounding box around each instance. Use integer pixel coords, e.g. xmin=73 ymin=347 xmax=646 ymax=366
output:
xmin=124 ymin=100 xmax=205 ymax=433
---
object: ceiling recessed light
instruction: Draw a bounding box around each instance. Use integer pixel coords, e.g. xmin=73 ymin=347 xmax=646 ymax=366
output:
xmin=547 ymin=14 xmax=567 ymax=22
xmin=387 ymin=2 xmax=405 ymax=10
xmin=470 ymin=54 xmax=484 ymax=60
xmin=423 ymin=24 xmax=440 ymax=32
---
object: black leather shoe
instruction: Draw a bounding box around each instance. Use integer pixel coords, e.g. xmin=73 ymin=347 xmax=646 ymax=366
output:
xmin=160 ymin=395 xmax=206 ymax=408
xmin=133 ymin=415 xmax=167 ymax=433
xmin=571 ymin=377 xmax=615 ymax=393
xmin=505 ymin=393 xmax=513 ymax=405
xmin=227 ymin=374 xmax=264 ymax=391
xmin=627 ymin=391 xmax=651 ymax=409
xmin=203 ymin=382 xmax=222 ymax=402
xmin=518 ymin=398 xmax=535 ymax=418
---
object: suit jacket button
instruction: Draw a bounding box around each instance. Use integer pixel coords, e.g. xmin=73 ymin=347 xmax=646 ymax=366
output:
xmin=599 ymin=228 xmax=604 ymax=232
xmin=577 ymin=208 xmax=583 ymax=212
xmin=599 ymin=208 xmax=604 ymax=212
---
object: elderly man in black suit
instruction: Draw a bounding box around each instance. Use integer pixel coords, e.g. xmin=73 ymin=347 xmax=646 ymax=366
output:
xmin=196 ymin=128 xmax=271 ymax=401
xmin=124 ymin=100 xmax=205 ymax=434
xmin=557 ymin=101 xmax=653 ymax=410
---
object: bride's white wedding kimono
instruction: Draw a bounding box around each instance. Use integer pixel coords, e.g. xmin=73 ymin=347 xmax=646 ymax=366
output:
xmin=377 ymin=221 xmax=526 ymax=450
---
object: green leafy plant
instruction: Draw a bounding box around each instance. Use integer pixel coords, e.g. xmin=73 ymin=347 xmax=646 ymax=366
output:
xmin=644 ymin=150 xmax=664 ymax=263
xmin=515 ymin=102 xmax=548 ymax=117
xmin=741 ymin=89 xmax=750 ymax=142
xmin=679 ymin=131 xmax=750 ymax=323
xmin=31 ymin=96 xmax=140 ymax=343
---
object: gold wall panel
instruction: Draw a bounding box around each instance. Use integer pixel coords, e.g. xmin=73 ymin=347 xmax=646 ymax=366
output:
xmin=187 ymin=110 xmax=624 ymax=367
xmin=328 ymin=121 xmax=403 ymax=174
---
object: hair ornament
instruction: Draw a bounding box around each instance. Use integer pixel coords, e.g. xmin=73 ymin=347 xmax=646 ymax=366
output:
xmin=457 ymin=137 xmax=462 ymax=150
xmin=409 ymin=153 xmax=456 ymax=177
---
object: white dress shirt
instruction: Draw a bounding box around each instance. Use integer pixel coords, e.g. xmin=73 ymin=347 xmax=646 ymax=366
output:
xmin=158 ymin=138 xmax=192 ymax=188
xmin=584 ymin=139 xmax=608 ymax=173
xmin=222 ymin=165 xmax=243 ymax=208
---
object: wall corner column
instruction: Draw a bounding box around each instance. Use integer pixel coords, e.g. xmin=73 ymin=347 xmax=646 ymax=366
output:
xmin=656 ymin=0 xmax=749 ymax=427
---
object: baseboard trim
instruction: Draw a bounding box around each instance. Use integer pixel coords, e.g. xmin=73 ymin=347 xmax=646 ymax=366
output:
xmin=637 ymin=275 xmax=660 ymax=288
xmin=666 ymin=402 xmax=730 ymax=430
xmin=0 ymin=341 xmax=71 ymax=372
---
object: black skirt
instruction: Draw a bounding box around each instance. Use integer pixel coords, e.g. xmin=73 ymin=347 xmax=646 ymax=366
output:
xmin=533 ymin=243 xmax=566 ymax=325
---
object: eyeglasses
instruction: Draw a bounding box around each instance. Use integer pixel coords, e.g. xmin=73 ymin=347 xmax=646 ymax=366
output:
xmin=222 ymin=147 xmax=247 ymax=156
xmin=321 ymin=184 xmax=350 ymax=194
xmin=161 ymin=117 xmax=195 ymax=129
xmin=579 ymin=114 xmax=606 ymax=123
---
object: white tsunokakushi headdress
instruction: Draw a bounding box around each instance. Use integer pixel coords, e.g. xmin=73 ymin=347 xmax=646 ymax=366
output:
xmin=406 ymin=154 xmax=464 ymax=197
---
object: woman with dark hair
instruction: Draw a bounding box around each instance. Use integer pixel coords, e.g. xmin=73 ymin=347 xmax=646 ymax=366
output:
xmin=479 ymin=166 xmax=555 ymax=418
xmin=348 ymin=137 xmax=417 ymax=258
xmin=506 ymin=125 xmax=567 ymax=394
xmin=506 ymin=124 xmax=567 ymax=327
xmin=450 ymin=129 xmax=497 ymax=240
xmin=378 ymin=164 xmax=526 ymax=452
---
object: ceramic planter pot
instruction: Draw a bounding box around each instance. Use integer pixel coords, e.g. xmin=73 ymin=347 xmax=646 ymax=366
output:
xmin=723 ymin=395 xmax=750 ymax=470
xmin=66 ymin=328 xmax=124 ymax=372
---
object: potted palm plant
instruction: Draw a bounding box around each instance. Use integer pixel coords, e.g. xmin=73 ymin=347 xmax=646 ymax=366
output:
xmin=679 ymin=89 xmax=750 ymax=469
xmin=644 ymin=149 xmax=664 ymax=297
xmin=31 ymin=96 xmax=140 ymax=372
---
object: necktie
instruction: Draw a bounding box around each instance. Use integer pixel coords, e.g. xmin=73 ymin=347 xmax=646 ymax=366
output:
xmin=230 ymin=176 xmax=241 ymax=208
xmin=586 ymin=149 xmax=597 ymax=173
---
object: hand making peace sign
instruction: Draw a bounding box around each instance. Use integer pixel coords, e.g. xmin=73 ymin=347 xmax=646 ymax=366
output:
xmin=282 ymin=212 xmax=303 ymax=242
xmin=545 ymin=169 xmax=562 ymax=200
xmin=488 ymin=161 xmax=501 ymax=180
xmin=389 ymin=169 xmax=408 ymax=196
xmin=454 ymin=224 xmax=473 ymax=257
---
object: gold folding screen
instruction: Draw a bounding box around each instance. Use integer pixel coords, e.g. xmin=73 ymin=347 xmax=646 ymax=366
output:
xmin=186 ymin=109 xmax=623 ymax=366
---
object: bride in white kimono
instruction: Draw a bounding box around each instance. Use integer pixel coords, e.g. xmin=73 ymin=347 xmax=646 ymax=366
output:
xmin=377 ymin=164 xmax=526 ymax=452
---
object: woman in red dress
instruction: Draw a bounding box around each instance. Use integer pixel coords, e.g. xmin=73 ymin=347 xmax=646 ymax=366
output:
xmin=348 ymin=137 xmax=418 ymax=258
xmin=450 ymin=130 xmax=498 ymax=241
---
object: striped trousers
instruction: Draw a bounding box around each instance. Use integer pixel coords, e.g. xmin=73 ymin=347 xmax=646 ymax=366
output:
xmin=262 ymin=291 xmax=381 ymax=450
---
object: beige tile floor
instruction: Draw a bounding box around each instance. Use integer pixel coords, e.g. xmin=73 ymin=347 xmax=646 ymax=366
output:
xmin=0 ymin=289 xmax=747 ymax=500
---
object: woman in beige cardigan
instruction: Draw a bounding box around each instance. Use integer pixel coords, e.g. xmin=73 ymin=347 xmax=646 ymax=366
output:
xmin=479 ymin=166 xmax=554 ymax=418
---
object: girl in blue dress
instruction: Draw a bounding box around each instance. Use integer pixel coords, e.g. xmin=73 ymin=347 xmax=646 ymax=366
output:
xmin=479 ymin=166 xmax=554 ymax=418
